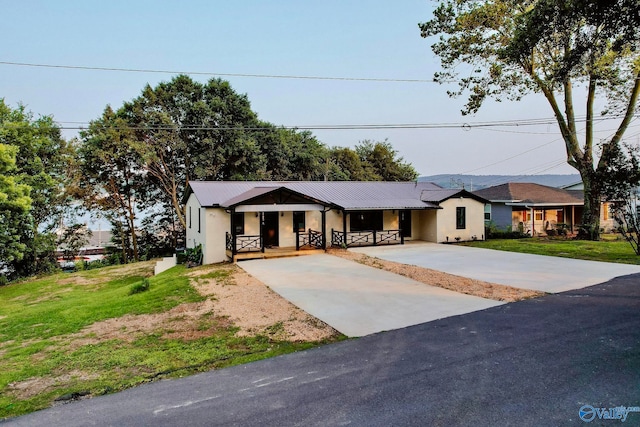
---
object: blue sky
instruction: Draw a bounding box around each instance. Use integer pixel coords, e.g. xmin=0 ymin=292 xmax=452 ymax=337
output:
xmin=2 ymin=0 xmax=625 ymax=177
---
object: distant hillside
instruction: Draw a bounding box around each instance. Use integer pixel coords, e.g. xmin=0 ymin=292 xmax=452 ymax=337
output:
xmin=419 ymin=174 xmax=580 ymax=190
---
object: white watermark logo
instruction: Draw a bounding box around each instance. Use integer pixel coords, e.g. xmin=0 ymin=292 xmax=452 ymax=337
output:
xmin=579 ymin=405 xmax=640 ymax=423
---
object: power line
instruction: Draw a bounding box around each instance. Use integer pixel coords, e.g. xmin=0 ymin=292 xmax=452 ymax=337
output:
xmin=0 ymin=60 xmax=439 ymax=83
xmin=39 ymin=112 xmax=637 ymax=132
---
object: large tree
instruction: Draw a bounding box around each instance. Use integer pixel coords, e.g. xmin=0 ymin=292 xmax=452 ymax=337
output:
xmin=420 ymin=0 xmax=640 ymax=239
xmin=355 ymin=140 xmax=419 ymax=181
xmin=0 ymin=100 xmax=72 ymax=278
xmin=78 ymin=106 xmax=147 ymax=263
xmin=121 ymin=75 xmax=268 ymax=229
xmin=0 ymin=143 xmax=31 ymax=281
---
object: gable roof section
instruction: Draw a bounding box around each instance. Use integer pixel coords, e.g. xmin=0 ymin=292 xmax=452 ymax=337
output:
xmin=421 ymin=188 xmax=489 ymax=204
xmin=223 ymin=186 xmax=331 ymax=208
xmin=186 ymin=181 xmax=454 ymax=210
xmin=473 ymin=183 xmax=583 ymax=205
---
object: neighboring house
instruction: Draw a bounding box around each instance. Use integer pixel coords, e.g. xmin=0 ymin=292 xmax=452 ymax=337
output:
xmin=561 ymin=181 xmax=618 ymax=232
xmin=473 ymin=182 xmax=584 ymax=235
xmin=55 ymin=226 xmax=113 ymax=264
xmin=184 ymin=181 xmax=489 ymax=264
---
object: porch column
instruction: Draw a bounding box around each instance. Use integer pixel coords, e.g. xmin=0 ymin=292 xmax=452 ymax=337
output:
xmin=321 ymin=209 xmax=327 ymax=248
xmin=342 ymin=210 xmax=348 ymax=246
xmin=259 ymin=212 xmax=265 ymax=253
xmin=230 ymin=208 xmax=237 ymax=255
xmin=399 ymin=210 xmax=405 ymax=244
xmin=531 ymin=207 xmax=535 ymax=236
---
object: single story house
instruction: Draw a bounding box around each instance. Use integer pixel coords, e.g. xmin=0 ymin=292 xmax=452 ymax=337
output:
xmin=184 ymin=181 xmax=489 ymax=264
xmin=473 ymin=182 xmax=587 ymax=235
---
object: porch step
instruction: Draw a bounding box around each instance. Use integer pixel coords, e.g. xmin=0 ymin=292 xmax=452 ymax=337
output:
xmin=231 ymin=248 xmax=325 ymax=262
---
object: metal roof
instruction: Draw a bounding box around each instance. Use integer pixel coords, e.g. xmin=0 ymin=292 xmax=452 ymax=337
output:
xmin=186 ymin=181 xmax=458 ymax=210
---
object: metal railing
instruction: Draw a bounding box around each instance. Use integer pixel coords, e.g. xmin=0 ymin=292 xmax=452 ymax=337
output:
xmin=226 ymin=232 xmax=263 ymax=253
xmin=331 ymin=229 xmax=403 ymax=248
xmin=296 ymin=229 xmax=324 ymax=250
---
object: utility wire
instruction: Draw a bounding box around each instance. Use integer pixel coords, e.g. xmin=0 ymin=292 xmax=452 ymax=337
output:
xmin=0 ymin=60 xmax=439 ymax=83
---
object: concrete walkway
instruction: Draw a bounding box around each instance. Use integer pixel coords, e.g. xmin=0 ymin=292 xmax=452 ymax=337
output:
xmin=351 ymin=242 xmax=640 ymax=293
xmin=239 ymin=254 xmax=502 ymax=337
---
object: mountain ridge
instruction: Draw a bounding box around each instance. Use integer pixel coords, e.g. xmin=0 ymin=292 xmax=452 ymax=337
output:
xmin=419 ymin=174 xmax=580 ymax=190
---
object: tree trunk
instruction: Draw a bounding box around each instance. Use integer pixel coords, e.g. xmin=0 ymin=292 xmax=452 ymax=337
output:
xmin=577 ymin=170 xmax=601 ymax=240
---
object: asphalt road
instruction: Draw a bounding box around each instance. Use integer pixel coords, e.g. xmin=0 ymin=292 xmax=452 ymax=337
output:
xmin=4 ymin=273 xmax=640 ymax=426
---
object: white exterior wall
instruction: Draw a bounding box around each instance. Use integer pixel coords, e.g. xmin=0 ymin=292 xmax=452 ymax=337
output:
xmin=383 ymin=210 xmax=399 ymax=230
xmin=185 ymin=194 xmax=231 ymax=264
xmin=416 ymin=210 xmax=438 ymax=242
xmin=436 ymin=198 xmax=485 ymax=243
xmin=326 ymin=209 xmax=344 ymax=236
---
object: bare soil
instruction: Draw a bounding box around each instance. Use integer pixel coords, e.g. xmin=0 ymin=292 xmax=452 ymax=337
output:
xmin=326 ymin=248 xmax=545 ymax=302
xmin=62 ymin=263 xmax=340 ymax=350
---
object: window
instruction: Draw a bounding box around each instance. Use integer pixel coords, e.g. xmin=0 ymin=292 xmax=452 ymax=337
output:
xmin=233 ymin=212 xmax=245 ymax=235
xmin=198 ymin=208 xmax=201 ymax=233
xmin=350 ymin=211 xmax=383 ymax=231
xmin=189 ymin=206 xmax=192 ymax=229
xmin=293 ymin=211 xmax=305 ymax=232
xmin=456 ymin=207 xmax=466 ymax=229
xmin=484 ymin=204 xmax=491 ymax=221
xmin=534 ymin=210 xmax=543 ymax=221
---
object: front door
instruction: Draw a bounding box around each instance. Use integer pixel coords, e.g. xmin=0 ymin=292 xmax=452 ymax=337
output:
xmin=262 ymin=212 xmax=279 ymax=248
xmin=400 ymin=210 xmax=412 ymax=238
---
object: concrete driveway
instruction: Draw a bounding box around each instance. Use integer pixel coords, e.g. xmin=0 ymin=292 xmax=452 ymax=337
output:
xmin=239 ymin=254 xmax=502 ymax=337
xmin=351 ymin=242 xmax=640 ymax=293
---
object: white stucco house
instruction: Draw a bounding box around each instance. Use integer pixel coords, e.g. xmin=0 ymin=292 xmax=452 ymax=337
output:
xmin=183 ymin=181 xmax=489 ymax=264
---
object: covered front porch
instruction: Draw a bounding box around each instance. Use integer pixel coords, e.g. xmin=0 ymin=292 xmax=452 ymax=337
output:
xmin=223 ymin=187 xmax=416 ymax=261
xmin=510 ymin=204 xmax=582 ymax=235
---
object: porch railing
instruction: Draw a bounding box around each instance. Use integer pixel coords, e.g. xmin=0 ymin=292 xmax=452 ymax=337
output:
xmin=296 ymin=229 xmax=324 ymax=250
xmin=331 ymin=229 xmax=403 ymax=248
xmin=226 ymin=232 xmax=263 ymax=253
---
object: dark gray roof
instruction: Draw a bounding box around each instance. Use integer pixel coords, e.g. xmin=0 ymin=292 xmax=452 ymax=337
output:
xmin=473 ymin=183 xmax=583 ymax=205
xmin=186 ymin=181 xmax=465 ymax=210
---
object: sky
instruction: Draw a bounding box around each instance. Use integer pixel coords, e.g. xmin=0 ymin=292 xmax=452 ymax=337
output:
xmin=1 ymin=0 xmax=635 ymax=177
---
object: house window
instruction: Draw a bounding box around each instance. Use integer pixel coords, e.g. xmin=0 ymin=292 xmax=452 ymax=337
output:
xmin=456 ymin=207 xmax=466 ymax=229
xmin=233 ymin=212 xmax=245 ymax=235
xmin=350 ymin=211 xmax=383 ymax=231
xmin=484 ymin=204 xmax=491 ymax=221
xmin=535 ymin=210 xmax=543 ymax=221
xmin=293 ymin=211 xmax=305 ymax=232
xmin=524 ymin=211 xmax=531 ymax=222
xmin=198 ymin=208 xmax=201 ymax=233
xmin=189 ymin=206 xmax=192 ymax=229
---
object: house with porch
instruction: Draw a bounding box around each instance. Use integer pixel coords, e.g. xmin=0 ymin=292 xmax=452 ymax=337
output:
xmin=183 ymin=181 xmax=489 ymax=263
xmin=473 ymin=182 xmax=585 ymax=235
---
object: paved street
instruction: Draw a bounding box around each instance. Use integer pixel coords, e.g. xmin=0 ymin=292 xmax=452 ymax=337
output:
xmin=5 ymin=273 xmax=640 ymax=426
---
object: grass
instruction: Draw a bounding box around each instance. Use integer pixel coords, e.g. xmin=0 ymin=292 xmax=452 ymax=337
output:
xmin=0 ymin=262 xmax=340 ymax=420
xmin=461 ymin=236 xmax=640 ymax=265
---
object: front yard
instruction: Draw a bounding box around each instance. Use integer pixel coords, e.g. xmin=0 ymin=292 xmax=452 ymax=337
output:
xmin=0 ymin=262 xmax=342 ymax=420
xmin=462 ymin=237 xmax=640 ymax=265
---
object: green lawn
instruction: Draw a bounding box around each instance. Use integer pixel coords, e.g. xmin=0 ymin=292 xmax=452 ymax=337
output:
xmin=0 ymin=262 xmax=341 ymax=420
xmin=462 ymin=237 xmax=640 ymax=265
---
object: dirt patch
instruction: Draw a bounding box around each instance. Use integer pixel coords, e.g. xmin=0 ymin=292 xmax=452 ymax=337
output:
xmin=326 ymin=248 xmax=545 ymax=302
xmin=8 ymin=370 xmax=99 ymax=400
xmin=192 ymin=264 xmax=339 ymax=341
xmin=61 ymin=263 xmax=339 ymax=349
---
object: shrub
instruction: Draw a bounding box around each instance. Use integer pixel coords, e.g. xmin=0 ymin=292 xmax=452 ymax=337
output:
xmin=129 ymin=278 xmax=150 ymax=295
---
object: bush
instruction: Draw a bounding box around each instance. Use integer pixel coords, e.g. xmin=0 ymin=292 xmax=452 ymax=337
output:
xmin=485 ymin=222 xmax=530 ymax=239
xmin=129 ymin=278 xmax=150 ymax=295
